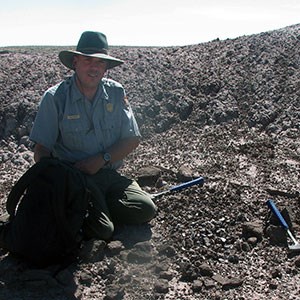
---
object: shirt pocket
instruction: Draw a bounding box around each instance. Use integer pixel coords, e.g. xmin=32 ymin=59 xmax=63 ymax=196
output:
xmin=60 ymin=117 xmax=90 ymax=151
xmin=101 ymin=114 xmax=122 ymax=145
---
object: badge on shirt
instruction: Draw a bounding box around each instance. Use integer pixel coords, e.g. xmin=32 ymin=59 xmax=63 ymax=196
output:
xmin=106 ymin=103 xmax=114 ymax=112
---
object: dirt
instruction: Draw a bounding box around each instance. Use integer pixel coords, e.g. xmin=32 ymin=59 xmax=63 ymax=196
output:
xmin=0 ymin=23 xmax=299 ymax=299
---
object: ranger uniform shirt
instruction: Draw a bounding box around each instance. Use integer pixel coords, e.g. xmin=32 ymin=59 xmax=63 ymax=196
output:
xmin=30 ymin=75 xmax=141 ymax=169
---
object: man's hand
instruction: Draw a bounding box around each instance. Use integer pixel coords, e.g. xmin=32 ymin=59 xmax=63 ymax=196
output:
xmin=74 ymin=137 xmax=140 ymax=175
xmin=33 ymin=144 xmax=52 ymax=162
xmin=74 ymin=155 xmax=104 ymax=175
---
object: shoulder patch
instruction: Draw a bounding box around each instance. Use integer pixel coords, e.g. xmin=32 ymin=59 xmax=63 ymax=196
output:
xmin=123 ymin=96 xmax=130 ymax=107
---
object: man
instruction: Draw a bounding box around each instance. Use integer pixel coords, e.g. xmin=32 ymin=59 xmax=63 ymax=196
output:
xmin=30 ymin=31 xmax=157 ymax=240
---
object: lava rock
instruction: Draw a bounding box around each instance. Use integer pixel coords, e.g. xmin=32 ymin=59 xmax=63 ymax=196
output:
xmin=242 ymin=221 xmax=264 ymax=241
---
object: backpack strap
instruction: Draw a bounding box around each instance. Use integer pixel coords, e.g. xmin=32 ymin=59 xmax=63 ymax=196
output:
xmin=47 ymin=160 xmax=90 ymax=246
xmin=6 ymin=158 xmax=67 ymax=217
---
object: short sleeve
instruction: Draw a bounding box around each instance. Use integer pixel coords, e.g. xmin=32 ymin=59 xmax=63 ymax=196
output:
xmin=120 ymin=91 xmax=141 ymax=139
xmin=29 ymin=90 xmax=59 ymax=151
xmin=121 ymin=104 xmax=141 ymax=139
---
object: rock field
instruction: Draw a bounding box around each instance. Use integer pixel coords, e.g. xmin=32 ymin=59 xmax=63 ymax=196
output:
xmin=0 ymin=24 xmax=299 ymax=299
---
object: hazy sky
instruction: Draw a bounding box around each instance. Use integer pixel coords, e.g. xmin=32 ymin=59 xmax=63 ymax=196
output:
xmin=1 ymin=0 xmax=299 ymax=47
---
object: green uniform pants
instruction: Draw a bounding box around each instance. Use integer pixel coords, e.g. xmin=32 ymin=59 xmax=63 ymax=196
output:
xmin=82 ymin=169 xmax=157 ymax=240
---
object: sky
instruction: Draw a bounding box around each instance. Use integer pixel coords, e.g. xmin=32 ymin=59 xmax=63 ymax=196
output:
xmin=0 ymin=0 xmax=299 ymax=47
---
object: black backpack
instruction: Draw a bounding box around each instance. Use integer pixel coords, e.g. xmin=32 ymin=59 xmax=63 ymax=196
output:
xmin=2 ymin=158 xmax=90 ymax=267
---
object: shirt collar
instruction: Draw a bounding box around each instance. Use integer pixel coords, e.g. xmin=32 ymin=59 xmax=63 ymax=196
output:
xmin=70 ymin=75 xmax=82 ymax=103
xmin=70 ymin=74 xmax=109 ymax=103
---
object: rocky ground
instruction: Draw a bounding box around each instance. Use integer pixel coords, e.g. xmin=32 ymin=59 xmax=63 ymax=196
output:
xmin=0 ymin=24 xmax=299 ymax=299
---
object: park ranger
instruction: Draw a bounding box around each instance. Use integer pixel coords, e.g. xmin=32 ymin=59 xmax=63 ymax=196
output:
xmin=30 ymin=31 xmax=157 ymax=240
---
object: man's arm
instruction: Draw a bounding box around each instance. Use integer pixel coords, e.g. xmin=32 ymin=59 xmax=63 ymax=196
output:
xmin=74 ymin=136 xmax=140 ymax=175
xmin=33 ymin=143 xmax=52 ymax=162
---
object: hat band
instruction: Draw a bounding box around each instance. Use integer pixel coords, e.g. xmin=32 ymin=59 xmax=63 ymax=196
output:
xmin=77 ymin=47 xmax=108 ymax=55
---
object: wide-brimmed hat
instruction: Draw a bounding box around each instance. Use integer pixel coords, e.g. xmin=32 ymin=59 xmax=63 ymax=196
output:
xmin=59 ymin=31 xmax=124 ymax=70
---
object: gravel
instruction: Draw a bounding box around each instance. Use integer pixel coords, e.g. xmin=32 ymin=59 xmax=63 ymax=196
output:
xmin=0 ymin=23 xmax=299 ymax=299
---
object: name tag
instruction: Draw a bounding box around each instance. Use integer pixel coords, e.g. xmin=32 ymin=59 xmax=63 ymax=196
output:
xmin=67 ymin=114 xmax=80 ymax=120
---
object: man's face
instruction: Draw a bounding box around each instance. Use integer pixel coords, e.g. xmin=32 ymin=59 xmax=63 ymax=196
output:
xmin=73 ymin=55 xmax=107 ymax=90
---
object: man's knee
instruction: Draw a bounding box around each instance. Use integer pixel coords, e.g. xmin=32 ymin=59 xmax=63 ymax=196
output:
xmin=141 ymin=197 xmax=157 ymax=222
